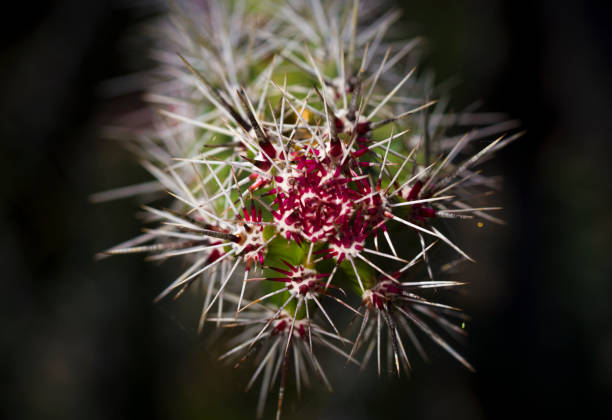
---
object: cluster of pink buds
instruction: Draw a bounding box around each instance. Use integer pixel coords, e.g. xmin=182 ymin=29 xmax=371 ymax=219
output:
xmin=97 ymin=1 xmax=521 ymax=418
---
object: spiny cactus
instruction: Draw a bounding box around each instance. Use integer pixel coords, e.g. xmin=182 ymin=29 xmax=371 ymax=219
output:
xmin=97 ymin=1 xmax=521 ymax=418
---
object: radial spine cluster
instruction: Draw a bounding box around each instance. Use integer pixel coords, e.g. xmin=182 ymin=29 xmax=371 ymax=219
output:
xmin=98 ymin=1 xmax=521 ymax=418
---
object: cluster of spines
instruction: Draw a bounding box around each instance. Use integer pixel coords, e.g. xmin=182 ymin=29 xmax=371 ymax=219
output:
xmin=98 ymin=1 xmax=521 ymax=419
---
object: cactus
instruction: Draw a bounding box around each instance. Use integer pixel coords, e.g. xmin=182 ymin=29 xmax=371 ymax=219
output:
xmin=97 ymin=1 xmax=521 ymax=418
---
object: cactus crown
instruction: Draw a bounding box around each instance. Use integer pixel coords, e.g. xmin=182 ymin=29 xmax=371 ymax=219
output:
xmin=98 ymin=1 xmax=520 ymax=418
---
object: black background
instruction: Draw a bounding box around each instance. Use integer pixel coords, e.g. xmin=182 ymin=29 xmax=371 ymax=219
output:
xmin=1 ymin=1 xmax=611 ymax=419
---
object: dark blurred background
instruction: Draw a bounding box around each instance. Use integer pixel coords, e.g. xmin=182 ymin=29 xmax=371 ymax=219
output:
xmin=1 ymin=0 xmax=611 ymax=419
